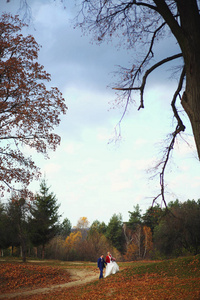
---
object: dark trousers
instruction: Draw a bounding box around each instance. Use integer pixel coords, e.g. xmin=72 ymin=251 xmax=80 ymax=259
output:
xmin=99 ymin=268 xmax=103 ymax=279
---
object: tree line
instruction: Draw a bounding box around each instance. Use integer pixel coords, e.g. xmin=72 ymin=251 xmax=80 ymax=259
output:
xmin=1 ymin=4 xmax=200 ymax=263
xmin=0 ymin=180 xmax=199 ymax=262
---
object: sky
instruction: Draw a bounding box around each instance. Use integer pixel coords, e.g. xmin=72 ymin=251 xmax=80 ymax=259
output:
xmin=1 ymin=0 xmax=200 ymax=227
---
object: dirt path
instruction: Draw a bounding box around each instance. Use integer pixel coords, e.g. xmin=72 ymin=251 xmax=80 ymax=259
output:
xmin=0 ymin=268 xmax=99 ymax=299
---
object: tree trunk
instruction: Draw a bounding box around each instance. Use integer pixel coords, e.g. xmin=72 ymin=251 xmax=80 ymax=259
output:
xmin=143 ymin=231 xmax=147 ymax=259
xmin=34 ymin=247 xmax=38 ymax=258
xmin=42 ymin=244 xmax=45 ymax=259
xmin=21 ymin=239 xmax=27 ymax=263
xmin=181 ymin=50 xmax=200 ymax=160
xmin=156 ymin=0 xmax=200 ymax=159
xmin=175 ymin=0 xmax=200 ymax=159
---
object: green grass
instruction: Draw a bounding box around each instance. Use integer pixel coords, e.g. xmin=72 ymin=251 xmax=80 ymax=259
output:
xmin=125 ymin=255 xmax=200 ymax=278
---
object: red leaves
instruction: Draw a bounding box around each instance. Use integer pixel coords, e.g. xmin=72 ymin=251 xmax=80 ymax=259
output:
xmin=1 ymin=257 xmax=200 ymax=299
xmin=0 ymin=13 xmax=67 ymax=193
xmin=0 ymin=262 xmax=71 ymax=294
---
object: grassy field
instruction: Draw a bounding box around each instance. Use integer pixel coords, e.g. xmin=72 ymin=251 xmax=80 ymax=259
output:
xmin=0 ymin=255 xmax=200 ymax=299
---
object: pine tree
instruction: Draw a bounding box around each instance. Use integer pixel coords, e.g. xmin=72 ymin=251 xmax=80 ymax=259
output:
xmin=29 ymin=180 xmax=60 ymax=258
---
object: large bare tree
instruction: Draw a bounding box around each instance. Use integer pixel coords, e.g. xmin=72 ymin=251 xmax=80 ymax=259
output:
xmin=75 ymin=0 xmax=200 ymax=204
xmin=5 ymin=1 xmax=200 ymax=203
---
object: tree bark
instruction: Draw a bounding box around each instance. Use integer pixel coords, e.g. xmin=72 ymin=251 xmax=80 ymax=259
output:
xmin=182 ymin=55 xmax=200 ymax=160
xmin=20 ymin=239 xmax=27 ymax=263
xmin=178 ymin=0 xmax=200 ymax=159
xmin=42 ymin=244 xmax=45 ymax=259
xmin=155 ymin=0 xmax=200 ymax=159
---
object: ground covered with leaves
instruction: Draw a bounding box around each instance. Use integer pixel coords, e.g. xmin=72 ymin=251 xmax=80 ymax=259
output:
xmin=0 ymin=256 xmax=200 ymax=299
xmin=0 ymin=261 xmax=71 ymax=294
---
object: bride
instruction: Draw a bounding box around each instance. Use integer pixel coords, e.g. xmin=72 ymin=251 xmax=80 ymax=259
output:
xmin=105 ymin=252 xmax=119 ymax=278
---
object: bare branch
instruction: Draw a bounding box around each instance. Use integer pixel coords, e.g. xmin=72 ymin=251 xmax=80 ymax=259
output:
xmin=171 ymin=66 xmax=186 ymax=132
xmin=152 ymin=66 xmax=186 ymax=206
xmin=126 ymin=21 xmax=168 ymax=92
xmin=134 ymin=1 xmax=158 ymax=11
xmin=138 ymin=53 xmax=183 ymax=110
xmin=113 ymin=53 xmax=183 ymax=110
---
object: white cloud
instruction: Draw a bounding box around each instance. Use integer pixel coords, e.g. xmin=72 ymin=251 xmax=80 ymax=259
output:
xmin=111 ymin=180 xmax=132 ymax=192
xmin=135 ymin=138 xmax=148 ymax=146
xmin=191 ymin=177 xmax=200 ymax=189
xmin=43 ymin=162 xmax=62 ymax=176
xmin=1 ymin=1 xmax=200 ymax=226
xmin=133 ymin=158 xmax=155 ymax=171
xmin=119 ymin=159 xmax=133 ymax=172
xmin=63 ymin=142 xmax=83 ymax=155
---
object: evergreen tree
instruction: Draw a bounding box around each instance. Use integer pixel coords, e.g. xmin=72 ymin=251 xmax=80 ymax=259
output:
xmin=89 ymin=220 xmax=107 ymax=236
xmin=142 ymin=205 xmax=163 ymax=234
xmin=106 ymin=213 xmax=125 ymax=254
xmin=127 ymin=205 xmax=142 ymax=230
xmin=6 ymin=197 xmax=30 ymax=262
xmin=59 ymin=217 xmax=72 ymax=239
xmin=29 ymin=180 xmax=60 ymax=258
xmin=153 ymin=199 xmax=200 ymax=256
xmin=0 ymin=202 xmax=11 ymax=254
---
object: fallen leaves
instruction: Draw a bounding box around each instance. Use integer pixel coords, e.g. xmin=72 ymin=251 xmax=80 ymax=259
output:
xmin=0 ymin=262 xmax=71 ymax=293
xmin=0 ymin=256 xmax=200 ymax=299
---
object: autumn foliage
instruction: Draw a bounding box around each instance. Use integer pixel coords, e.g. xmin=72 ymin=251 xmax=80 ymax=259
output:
xmin=0 ymin=13 xmax=67 ymax=194
xmin=0 ymin=255 xmax=200 ymax=299
xmin=0 ymin=262 xmax=71 ymax=294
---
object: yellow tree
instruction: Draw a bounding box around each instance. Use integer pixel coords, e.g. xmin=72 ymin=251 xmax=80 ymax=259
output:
xmin=65 ymin=231 xmax=82 ymax=248
xmin=75 ymin=217 xmax=90 ymax=240
xmin=124 ymin=225 xmax=153 ymax=260
xmin=0 ymin=14 xmax=67 ymax=195
xmin=65 ymin=231 xmax=82 ymax=260
xmin=76 ymin=217 xmax=90 ymax=229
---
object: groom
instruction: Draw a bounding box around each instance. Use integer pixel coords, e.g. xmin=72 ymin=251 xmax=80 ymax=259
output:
xmin=97 ymin=254 xmax=107 ymax=279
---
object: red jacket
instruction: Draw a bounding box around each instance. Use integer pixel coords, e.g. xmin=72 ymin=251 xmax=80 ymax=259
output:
xmin=106 ymin=255 xmax=111 ymax=263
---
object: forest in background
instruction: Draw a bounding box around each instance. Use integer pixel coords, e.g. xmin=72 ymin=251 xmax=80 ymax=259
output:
xmin=1 ymin=4 xmax=200 ymax=268
xmin=0 ymin=179 xmax=200 ymax=262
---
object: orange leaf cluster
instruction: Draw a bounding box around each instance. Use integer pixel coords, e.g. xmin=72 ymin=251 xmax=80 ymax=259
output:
xmin=0 ymin=14 xmax=67 ymax=194
xmin=0 ymin=262 xmax=71 ymax=294
xmin=1 ymin=258 xmax=200 ymax=299
xmin=21 ymin=259 xmax=200 ymax=300
xmin=22 ymin=271 xmax=200 ymax=300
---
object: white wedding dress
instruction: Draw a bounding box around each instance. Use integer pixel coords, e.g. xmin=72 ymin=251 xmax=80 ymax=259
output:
xmin=105 ymin=260 xmax=119 ymax=278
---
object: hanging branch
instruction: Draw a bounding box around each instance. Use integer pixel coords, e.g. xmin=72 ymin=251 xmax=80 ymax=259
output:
xmin=129 ymin=21 xmax=167 ymax=91
xmin=152 ymin=66 xmax=186 ymax=207
xmin=113 ymin=56 xmax=185 ymax=206
xmin=113 ymin=53 xmax=183 ymax=109
xmin=111 ymin=53 xmax=183 ymax=144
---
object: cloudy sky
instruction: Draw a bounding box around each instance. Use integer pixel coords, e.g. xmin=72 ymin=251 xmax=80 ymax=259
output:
xmin=1 ymin=0 xmax=200 ymax=227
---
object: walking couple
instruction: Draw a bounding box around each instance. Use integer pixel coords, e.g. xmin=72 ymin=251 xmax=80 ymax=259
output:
xmin=97 ymin=251 xmax=119 ymax=279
